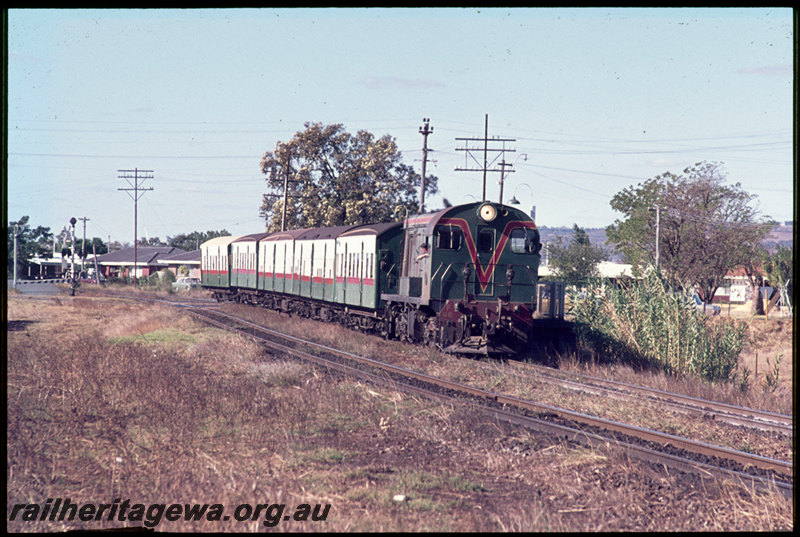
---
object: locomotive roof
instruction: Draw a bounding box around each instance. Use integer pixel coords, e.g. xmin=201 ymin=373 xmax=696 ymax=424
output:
xmin=403 ymin=206 xmax=450 ymax=229
xmin=404 ymin=202 xmax=536 ymax=235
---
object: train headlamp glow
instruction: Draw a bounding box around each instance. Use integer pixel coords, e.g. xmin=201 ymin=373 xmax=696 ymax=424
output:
xmin=478 ymin=203 xmax=498 ymax=222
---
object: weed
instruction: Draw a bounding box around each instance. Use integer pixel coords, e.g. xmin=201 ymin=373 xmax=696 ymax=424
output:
xmin=762 ymin=352 xmax=782 ymax=393
xmin=571 ymin=270 xmax=745 ymax=382
xmin=734 ymin=366 xmax=752 ymax=394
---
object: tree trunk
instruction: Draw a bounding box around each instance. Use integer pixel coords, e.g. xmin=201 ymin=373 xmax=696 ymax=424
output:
xmin=750 ymin=283 xmax=765 ymax=315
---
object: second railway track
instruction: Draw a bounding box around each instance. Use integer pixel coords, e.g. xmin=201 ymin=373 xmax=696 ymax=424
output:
xmin=185 ymin=304 xmax=793 ymax=500
xmin=506 ymin=360 xmax=793 ymax=436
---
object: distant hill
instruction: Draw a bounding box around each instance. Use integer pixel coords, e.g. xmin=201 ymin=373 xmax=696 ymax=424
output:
xmin=538 ymin=223 xmax=793 ymax=261
xmin=764 ymin=224 xmax=794 ymax=250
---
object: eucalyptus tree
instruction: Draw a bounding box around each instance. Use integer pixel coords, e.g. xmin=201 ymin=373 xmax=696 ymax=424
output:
xmin=606 ymin=161 xmax=774 ymax=302
xmin=259 ymin=122 xmax=438 ymax=232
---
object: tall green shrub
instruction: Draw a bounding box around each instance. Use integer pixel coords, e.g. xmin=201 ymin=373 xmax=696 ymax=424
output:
xmin=571 ymin=269 xmax=745 ymax=381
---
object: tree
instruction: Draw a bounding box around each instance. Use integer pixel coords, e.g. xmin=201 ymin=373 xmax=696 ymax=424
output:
xmin=259 ymin=122 xmax=438 ymax=231
xmin=87 ymin=237 xmax=109 ymax=256
xmin=548 ymin=224 xmax=607 ymax=287
xmin=7 ymin=216 xmax=53 ymax=278
xmin=167 ymin=230 xmax=231 ymax=251
xmin=606 ymin=162 xmax=774 ymax=302
xmin=137 ymin=237 xmax=167 ymax=247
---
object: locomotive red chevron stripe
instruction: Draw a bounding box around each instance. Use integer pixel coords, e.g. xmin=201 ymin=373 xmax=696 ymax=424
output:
xmin=438 ymin=218 xmax=537 ymax=292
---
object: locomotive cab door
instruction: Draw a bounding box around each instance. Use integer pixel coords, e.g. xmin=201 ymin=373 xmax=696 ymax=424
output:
xmin=400 ymin=227 xmax=427 ymax=299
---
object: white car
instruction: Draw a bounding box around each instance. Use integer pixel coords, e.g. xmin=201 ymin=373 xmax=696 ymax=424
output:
xmin=172 ymin=277 xmax=201 ymax=291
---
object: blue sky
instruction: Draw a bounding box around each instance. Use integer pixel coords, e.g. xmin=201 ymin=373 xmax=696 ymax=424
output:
xmin=7 ymin=7 xmax=794 ymax=246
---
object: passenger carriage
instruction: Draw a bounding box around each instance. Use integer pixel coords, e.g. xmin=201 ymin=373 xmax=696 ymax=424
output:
xmin=200 ymin=235 xmax=242 ymax=290
xmin=231 ymin=233 xmax=270 ymax=289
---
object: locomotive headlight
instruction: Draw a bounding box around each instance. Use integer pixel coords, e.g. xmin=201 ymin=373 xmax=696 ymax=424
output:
xmin=478 ymin=202 xmax=498 ymax=222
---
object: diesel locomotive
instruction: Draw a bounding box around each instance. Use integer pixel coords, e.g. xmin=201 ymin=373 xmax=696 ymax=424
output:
xmin=201 ymin=201 xmax=565 ymax=355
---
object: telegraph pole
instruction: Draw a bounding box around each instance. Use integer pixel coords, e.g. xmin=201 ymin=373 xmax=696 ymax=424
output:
xmin=654 ymin=204 xmax=661 ymax=271
xmin=418 ymin=118 xmax=433 ymax=213
xmin=498 ymin=160 xmax=513 ymax=206
xmin=118 ymin=169 xmax=154 ymax=285
xmin=455 ymin=114 xmax=516 ymax=203
xmin=282 ymin=151 xmax=290 ymax=232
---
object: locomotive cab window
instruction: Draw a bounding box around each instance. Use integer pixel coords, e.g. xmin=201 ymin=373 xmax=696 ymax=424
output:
xmin=511 ymin=228 xmax=542 ymax=254
xmin=437 ymin=228 xmax=462 ymax=251
xmin=478 ymin=228 xmax=494 ymax=253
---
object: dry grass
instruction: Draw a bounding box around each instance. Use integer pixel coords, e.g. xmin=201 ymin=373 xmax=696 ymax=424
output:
xmin=214 ymin=300 xmax=793 ymax=461
xmin=6 ymin=295 xmax=793 ymax=531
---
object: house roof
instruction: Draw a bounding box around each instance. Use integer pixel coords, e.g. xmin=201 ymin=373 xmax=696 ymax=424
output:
xmin=96 ymin=247 xmax=186 ymax=266
xmin=160 ymin=249 xmax=201 ymax=264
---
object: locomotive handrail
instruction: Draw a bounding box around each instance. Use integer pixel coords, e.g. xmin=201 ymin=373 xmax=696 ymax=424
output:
xmin=430 ymin=262 xmax=445 ymax=281
xmin=522 ymin=265 xmax=537 ymax=285
xmin=431 ymin=262 xmax=454 ymax=299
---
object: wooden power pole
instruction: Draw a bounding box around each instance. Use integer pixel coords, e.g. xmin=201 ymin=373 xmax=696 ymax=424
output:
xmin=118 ymin=169 xmax=154 ymax=285
xmin=455 ymin=114 xmax=516 ymax=203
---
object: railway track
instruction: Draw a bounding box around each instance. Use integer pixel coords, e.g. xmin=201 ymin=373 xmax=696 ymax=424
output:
xmin=507 ymin=360 xmax=793 ymax=437
xmin=184 ymin=305 xmax=793 ymax=500
xmin=20 ymin=290 xmax=789 ymax=499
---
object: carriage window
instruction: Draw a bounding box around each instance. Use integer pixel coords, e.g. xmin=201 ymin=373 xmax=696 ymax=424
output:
xmin=478 ymin=228 xmax=494 ymax=253
xmin=437 ymin=228 xmax=462 ymax=250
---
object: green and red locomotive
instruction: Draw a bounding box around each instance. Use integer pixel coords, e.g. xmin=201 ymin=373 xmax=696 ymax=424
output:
xmin=201 ymin=201 xmax=564 ymax=355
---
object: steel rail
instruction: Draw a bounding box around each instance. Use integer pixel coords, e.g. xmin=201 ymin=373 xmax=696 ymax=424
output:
xmin=188 ymin=307 xmax=792 ymax=480
xmin=186 ymin=306 xmax=792 ymax=500
xmin=510 ymin=361 xmax=793 ymax=436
